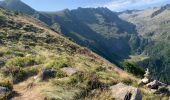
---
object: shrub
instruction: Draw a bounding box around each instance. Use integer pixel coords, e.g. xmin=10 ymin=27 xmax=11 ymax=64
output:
xmin=6 ymin=57 xmax=39 ymax=67
xmin=14 ymin=11 xmax=20 ymax=15
xmin=24 ymin=67 xmax=39 ymax=76
xmin=11 ymin=51 xmax=24 ymax=57
xmin=0 ymin=80 xmax=13 ymax=90
xmin=122 ymin=78 xmax=133 ymax=85
xmin=123 ymin=61 xmax=145 ymax=77
xmin=47 ymin=59 xmax=70 ymax=69
xmin=1 ymin=66 xmax=27 ymax=83
xmin=56 ymin=70 xmax=67 ymax=78
xmin=96 ymin=66 xmax=106 ymax=72
xmin=22 ymin=24 xmax=40 ymax=33
xmin=83 ymin=72 xmax=101 ymax=89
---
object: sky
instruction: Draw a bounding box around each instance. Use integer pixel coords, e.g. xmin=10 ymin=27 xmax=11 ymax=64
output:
xmin=21 ymin=0 xmax=170 ymax=12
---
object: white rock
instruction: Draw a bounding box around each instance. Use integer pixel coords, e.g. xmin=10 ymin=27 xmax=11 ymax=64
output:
xmin=61 ymin=67 xmax=79 ymax=76
xmin=141 ymin=78 xmax=149 ymax=84
xmin=110 ymin=83 xmax=142 ymax=100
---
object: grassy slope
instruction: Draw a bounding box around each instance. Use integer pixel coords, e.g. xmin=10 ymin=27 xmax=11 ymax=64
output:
xmin=0 ymin=8 xmax=168 ymax=100
xmin=0 ymin=8 xmax=134 ymax=99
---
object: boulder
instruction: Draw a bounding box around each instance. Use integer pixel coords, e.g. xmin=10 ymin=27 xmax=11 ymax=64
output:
xmin=158 ymin=86 xmax=168 ymax=93
xmin=0 ymin=86 xmax=10 ymax=94
xmin=110 ymin=83 xmax=142 ymax=100
xmin=138 ymin=78 xmax=150 ymax=86
xmin=41 ymin=68 xmax=56 ymax=80
xmin=157 ymin=81 xmax=167 ymax=87
xmin=146 ymin=80 xmax=159 ymax=89
xmin=141 ymin=78 xmax=149 ymax=84
xmin=0 ymin=60 xmax=5 ymax=67
xmin=61 ymin=67 xmax=79 ymax=76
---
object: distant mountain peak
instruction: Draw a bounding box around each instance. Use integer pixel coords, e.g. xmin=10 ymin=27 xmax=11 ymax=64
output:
xmin=0 ymin=0 xmax=36 ymax=15
xmin=118 ymin=9 xmax=140 ymax=15
xmin=151 ymin=4 xmax=170 ymax=18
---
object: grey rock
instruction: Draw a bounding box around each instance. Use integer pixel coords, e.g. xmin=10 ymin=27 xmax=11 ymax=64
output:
xmin=0 ymin=60 xmax=5 ymax=67
xmin=61 ymin=67 xmax=79 ymax=76
xmin=41 ymin=68 xmax=56 ymax=80
xmin=146 ymin=80 xmax=159 ymax=89
xmin=141 ymin=78 xmax=149 ymax=84
xmin=110 ymin=83 xmax=142 ymax=100
xmin=0 ymin=86 xmax=10 ymax=94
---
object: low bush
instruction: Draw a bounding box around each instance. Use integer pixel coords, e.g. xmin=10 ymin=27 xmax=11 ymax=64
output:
xmin=1 ymin=66 xmax=27 ymax=83
xmin=6 ymin=57 xmax=40 ymax=67
xmin=0 ymin=79 xmax=13 ymax=90
xmin=56 ymin=70 xmax=67 ymax=78
xmin=47 ymin=59 xmax=70 ymax=69
xmin=96 ymin=66 xmax=106 ymax=72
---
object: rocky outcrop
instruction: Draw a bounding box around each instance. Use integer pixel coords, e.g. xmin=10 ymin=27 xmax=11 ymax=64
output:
xmin=138 ymin=69 xmax=168 ymax=94
xmin=110 ymin=83 xmax=142 ymax=100
xmin=61 ymin=67 xmax=79 ymax=76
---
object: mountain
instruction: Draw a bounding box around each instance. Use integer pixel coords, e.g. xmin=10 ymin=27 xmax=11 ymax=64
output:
xmin=0 ymin=7 xmax=131 ymax=99
xmin=119 ymin=4 xmax=170 ymax=83
xmin=1 ymin=0 xmax=170 ymax=84
xmin=0 ymin=6 xmax=166 ymax=100
xmin=0 ymin=0 xmax=143 ymax=63
xmin=0 ymin=0 xmax=36 ymax=15
xmin=41 ymin=7 xmax=140 ymax=64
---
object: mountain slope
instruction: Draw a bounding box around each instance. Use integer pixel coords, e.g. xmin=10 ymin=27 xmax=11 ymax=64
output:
xmin=0 ymin=0 xmax=36 ymax=15
xmin=0 ymin=0 xmax=141 ymax=64
xmin=119 ymin=4 xmax=170 ymax=83
xmin=41 ymin=7 xmax=140 ymax=63
xmin=0 ymin=7 xmax=142 ymax=100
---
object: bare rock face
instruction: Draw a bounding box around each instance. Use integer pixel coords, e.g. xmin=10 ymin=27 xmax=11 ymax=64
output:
xmin=110 ymin=83 xmax=142 ymax=100
xmin=61 ymin=67 xmax=79 ymax=76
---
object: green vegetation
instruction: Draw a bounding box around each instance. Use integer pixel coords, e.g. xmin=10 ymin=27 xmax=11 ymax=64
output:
xmin=6 ymin=57 xmax=40 ymax=67
xmin=46 ymin=59 xmax=70 ymax=69
xmin=0 ymin=1 xmax=169 ymax=99
xmin=123 ymin=61 xmax=145 ymax=77
xmin=0 ymin=7 xmax=142 ymax=99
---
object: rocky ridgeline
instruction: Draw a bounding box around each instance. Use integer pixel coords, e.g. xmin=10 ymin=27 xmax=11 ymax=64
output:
xmin=138 ymin=68 xmax=169 ymax=94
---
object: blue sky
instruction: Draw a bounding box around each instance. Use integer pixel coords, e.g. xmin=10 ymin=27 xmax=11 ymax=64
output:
xmin=21 ymin=0 xmax=170 ymax=11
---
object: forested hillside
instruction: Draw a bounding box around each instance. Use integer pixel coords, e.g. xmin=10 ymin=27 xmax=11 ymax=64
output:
xmin=119 ymin=4 xmax=170 ymax=83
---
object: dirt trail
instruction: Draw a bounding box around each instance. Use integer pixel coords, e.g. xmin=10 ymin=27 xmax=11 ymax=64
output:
xmin=12 ymin=81 xmax=44 ymax=100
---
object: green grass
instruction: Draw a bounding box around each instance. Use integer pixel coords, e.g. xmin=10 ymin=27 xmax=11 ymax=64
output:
xmin=6 ymin=57 xmax=40 ymax=67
